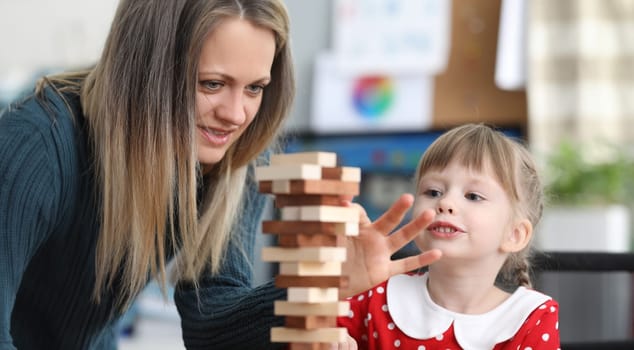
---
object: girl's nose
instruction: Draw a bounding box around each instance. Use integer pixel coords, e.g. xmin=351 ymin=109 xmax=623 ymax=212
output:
xmin=437 ymin=201 xmax=454 ymax=214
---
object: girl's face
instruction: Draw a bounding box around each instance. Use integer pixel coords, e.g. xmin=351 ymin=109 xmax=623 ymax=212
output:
xmin=195 ymin=18 xmax=275 ymax=170
xmin=413 ymin=158 xmax=516 ymax=263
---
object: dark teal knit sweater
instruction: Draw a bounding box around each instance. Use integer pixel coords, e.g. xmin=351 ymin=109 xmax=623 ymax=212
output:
xmin=0 ymin=88 xmax=285 ymax=349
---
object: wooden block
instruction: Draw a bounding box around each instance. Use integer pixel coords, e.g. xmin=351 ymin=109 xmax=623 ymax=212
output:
xmin=287 ymin=287 xmax=339 ymax=303
xmin=262 ymin=221 xmax=358 ymax=236
xmin=289 ymin=343 xmax=336 ymax=350
xmin=271 ymin=327 xmax=347 ymax=343
xmin=280 ymin=206 xmax=359 ymax=223
xmin=255 ymin=164 xmax=322 ymax=181
xmin=274 ymin=194 xmax=342 ymax=208
xmin=280 ymin=262 xmax=342 ymax=276
xmin=274 ymin=301 xmax=350 ymax=317
xmin=275 ymin=275 xmax=349 ymax=289
xmin=271 ymin=180 xmax=290 ymax=193
xmin=261 ymin=247 xmax=346 ymax=262
xmin=278 ymin=233 xmax=346 ymax=248
xmin=286 ymin=316 xmax=337 ymax=330
xmin=259 ymin=179 xmax=359 ymax=196
xmin=270 ymin=152 xmax=337 ymax=167
xmin=321 ymin=167 xmax=361 ymax=182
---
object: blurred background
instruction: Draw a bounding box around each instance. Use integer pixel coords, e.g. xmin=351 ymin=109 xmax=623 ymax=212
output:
xmin=2 ymin=0 xmax=634 ymax=347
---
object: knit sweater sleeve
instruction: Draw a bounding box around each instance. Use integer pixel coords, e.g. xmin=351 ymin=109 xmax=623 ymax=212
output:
xmin=0 ymin=103 xmax=63 ymax=350
xmin=174 ymin=173 xmax=286 ymax=350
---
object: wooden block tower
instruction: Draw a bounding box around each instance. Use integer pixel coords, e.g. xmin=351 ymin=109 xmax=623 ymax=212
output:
xmin=255 ymin=151 xmax=361 ymax=350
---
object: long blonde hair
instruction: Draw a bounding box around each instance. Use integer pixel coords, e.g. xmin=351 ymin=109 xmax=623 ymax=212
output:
xmin=36 ymin=0 xmax=294 ymax=309
xmin=415 ymin=124 xmax=543 ymax=288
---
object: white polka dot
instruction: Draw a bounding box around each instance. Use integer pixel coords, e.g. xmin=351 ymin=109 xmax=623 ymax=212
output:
xmin=348 ymin=310 xmax=354 ymax=318
xmin=435 ymin=334 xmax=443 ymax=341
xmin=382 ymin=304 xmax=389 ymax=312
xmin=542 ymin=333 xmax=550 ymax=341
xmin=539 ymin=305 xmax=546 ymax=310
xmin=418 ymin=346 xmax=426 ymax=350
xmin=373 ymin=331 xmax=378 ymax=339
xmin=524 ymin=347 xmax=533 ymax=350
xmin=366 ymin=313 xmax=372 ymax=321
xmin=516 ymin=346 xmax=520 ymax=350
xmin=377 ymin=286 xmax=385 ymax=294
xmin=363 ymin=318 xmax=368 ymax=327
xmin=361 ymin=334 xmax=368 ymax=342
xmin=536 ymin=319 xmax=541 ymax=326
xmin=357 ymin=294 xmax=365 ymax=301
xmin=550 ymin=306 xmax=556 ymax=313
xmin=387 ymin=322 xmax=395 ymax=330
xmin=394 ymin=340 xmax=401 ymax=347
xmin=556 ymin=321 xmax=559 ymax=330
xmin=368 ymin=290 xmax=373 ymax=297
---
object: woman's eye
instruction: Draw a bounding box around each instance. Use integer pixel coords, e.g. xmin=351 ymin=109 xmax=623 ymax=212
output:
xmin=466 ymin=192 xmax=484 ymax=201
xmin=201 ymin=80 xmax=222 ymax=90
xmin=246 ymin=84 xmax=265 ymax=95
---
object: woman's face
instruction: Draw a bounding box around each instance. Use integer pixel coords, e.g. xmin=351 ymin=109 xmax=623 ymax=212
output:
xmin=195 ymin=17 xmax=276 ymax=170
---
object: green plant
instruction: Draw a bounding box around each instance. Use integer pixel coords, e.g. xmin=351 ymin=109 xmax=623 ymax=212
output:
xmin=544 ymin=140 xmax=634 ymax=206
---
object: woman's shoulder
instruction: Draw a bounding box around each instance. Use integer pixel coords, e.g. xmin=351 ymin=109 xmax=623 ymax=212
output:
xmin=1 ymin=84 xmax=81 ymax=133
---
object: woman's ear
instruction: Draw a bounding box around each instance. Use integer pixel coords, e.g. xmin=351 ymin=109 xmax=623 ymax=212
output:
xmin=501 ymin=219 xmax=533 ymax=253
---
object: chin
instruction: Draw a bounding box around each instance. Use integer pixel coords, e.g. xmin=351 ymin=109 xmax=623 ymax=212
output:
xmin=197 ymin=152 xmax=225 ymax=167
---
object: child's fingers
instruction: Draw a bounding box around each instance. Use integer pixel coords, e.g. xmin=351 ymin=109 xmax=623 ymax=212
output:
xmin=329 ymin=333 xmax=358 ymax=350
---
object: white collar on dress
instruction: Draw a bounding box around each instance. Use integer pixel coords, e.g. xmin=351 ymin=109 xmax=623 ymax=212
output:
xmin=386 ymin=273 xmax=550 ymax=350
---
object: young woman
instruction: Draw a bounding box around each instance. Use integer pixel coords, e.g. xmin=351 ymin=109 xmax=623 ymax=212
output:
xmin=0 ymin=1 xmax=440 ymax=349
xmin=339 ymin=124 xmax=560 ymax=350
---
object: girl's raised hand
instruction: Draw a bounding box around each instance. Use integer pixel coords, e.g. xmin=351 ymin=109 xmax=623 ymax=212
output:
xmin=339 ymin=194 xmax=442 ymax=298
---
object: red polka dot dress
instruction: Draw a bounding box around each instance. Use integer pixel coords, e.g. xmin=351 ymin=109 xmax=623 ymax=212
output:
xmin=338 ymin=273 xmax=560 ymax=350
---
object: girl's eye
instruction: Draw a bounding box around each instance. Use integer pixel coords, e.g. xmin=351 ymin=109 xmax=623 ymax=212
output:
xmin=466 ymin=192 xmax=484 ymax=201
xmin=201 ymin=80 xmax=222 ymax=90
xmin=423 ymin=189 xmax=442 ymax=198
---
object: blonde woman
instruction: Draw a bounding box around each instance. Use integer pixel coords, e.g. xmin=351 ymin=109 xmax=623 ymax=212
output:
xmin=0 ymin=1 xmax=441 ymax=349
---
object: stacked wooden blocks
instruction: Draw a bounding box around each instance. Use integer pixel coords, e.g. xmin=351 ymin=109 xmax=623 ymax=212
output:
xmin=255 ymin=152 xmax=361 ymax=350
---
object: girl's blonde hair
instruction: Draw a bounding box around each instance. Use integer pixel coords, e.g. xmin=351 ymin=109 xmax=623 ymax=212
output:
xmin=36 ymin=0 xmax=294 ymax=309
xmin=415 ymin=123 xmax=543 ymax=288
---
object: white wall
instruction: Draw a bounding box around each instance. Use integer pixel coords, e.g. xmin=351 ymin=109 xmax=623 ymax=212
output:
xmin=0 ymin=1 xmax=118 ymax=74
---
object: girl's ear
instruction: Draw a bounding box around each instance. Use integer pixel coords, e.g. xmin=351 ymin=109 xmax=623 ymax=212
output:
xmin=501 ymin=219 xmax=533 ymax=253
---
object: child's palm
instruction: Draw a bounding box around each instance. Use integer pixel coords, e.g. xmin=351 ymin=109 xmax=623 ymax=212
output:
xmin=340 ymin=194 xmax=442 ymax=298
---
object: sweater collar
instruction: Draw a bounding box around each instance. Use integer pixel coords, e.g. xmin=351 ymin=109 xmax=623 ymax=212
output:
xmin=386 ymin=273 xmax=550 ymax=350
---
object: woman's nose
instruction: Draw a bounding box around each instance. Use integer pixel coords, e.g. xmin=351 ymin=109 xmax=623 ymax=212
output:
xmin=217 ymin=92 xmax=247 ymax=126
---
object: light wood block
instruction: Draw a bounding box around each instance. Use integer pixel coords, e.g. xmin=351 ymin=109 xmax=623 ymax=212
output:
xmin=287 ymin=287 xmax=339 ymax=303
xmin=280 ymin=262 xmax=342 ymax=276
xmin=274 ymin=194 xmax=342 ymax=208
xmin=321 ymin=167 xmax=361 ymax=182
xmin=270 ymin=152 xmax=337 ymax=167
xmin=259 ymin=179 xmax=359 ymax=196
xmin=281 ymin=206 xmax=359 ymax=223
xmin=278 ymin=233 xmax=346 ymax=248
xmin=274 ymin=301 xmax=350 ymax=317
xmin=271 ymin=327 xmax=347 ymax=343
xmin=261 ymin=247 xmax=346 ymax=262
xmin=262 ymin=221 xmax=358 ymax=236
xmin=275 ymin=275 xmax=349 ymax=289
xmin=255 ymin=164 xmax=322 ymax=181
xmin=271 ymin=180 xmax=290 ymax=193
xmin=285 ymin=316 xmax=337 ymax=330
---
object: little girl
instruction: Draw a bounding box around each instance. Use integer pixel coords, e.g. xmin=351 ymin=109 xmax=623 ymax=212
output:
xmin=338 ymin=124 xmax=560 ymax=350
